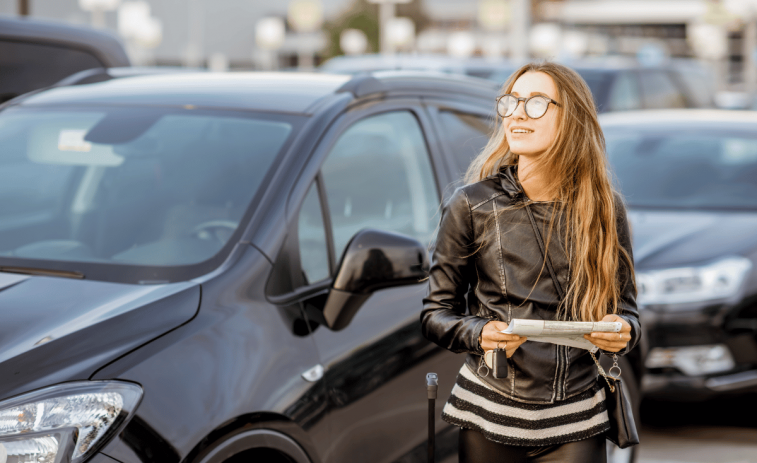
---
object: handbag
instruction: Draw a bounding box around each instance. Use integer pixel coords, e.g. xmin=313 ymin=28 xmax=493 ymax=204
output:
xmin=590 ymin=351 xmax=640 ymax=448
xmin=524 ymin=203 xmax=639 ymax=448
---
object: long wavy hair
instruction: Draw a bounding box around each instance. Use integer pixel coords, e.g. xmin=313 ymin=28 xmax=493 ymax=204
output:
xmin=465 ymin=61 xmax=634 ymax=322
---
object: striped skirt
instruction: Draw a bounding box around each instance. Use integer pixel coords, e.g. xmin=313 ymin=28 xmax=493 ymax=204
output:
xmin=442 ymin=364 xmax=610 ymax=447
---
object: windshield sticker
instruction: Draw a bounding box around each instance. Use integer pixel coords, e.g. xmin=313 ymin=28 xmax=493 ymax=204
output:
xmin=58 ymin=129 xmax=93 ymax=152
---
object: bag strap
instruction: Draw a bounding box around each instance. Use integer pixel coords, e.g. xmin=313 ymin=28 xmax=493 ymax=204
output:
xmin=591 ymin=351 xmax=617 ymax=392
xmin=525 ymin=202 xmax=621 ymax=391
xmin=523 ymin=203 xmax=565 ymax=299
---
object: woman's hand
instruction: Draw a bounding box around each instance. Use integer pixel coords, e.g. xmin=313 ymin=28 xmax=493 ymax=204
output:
xmin=583 ymin=314 xmax=632 ymax=352
xmin=480 ymin=321 xmax=527 ymax=358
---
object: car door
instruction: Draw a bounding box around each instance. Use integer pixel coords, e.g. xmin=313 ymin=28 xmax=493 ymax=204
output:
xmin=296 ymin=100 xmax=463 ymax=463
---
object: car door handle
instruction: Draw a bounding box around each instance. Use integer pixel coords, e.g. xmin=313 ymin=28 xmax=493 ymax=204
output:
xmin=302 ymin=364 xmax=324 ymax=382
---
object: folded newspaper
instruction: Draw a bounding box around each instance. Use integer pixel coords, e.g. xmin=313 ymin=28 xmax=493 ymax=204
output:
xmin=500 ymin=319 xmax=623 ymax=352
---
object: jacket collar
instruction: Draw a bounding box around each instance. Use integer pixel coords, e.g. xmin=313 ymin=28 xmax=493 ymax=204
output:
xmin=498 ymin=164 xmax=526 ymax=199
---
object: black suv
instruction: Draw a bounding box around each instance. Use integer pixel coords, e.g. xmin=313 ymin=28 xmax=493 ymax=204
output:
xmin=0 ymin=71 xmax=642 ymax=463
xmin=0 ymin=15 xmax=130 ymax=103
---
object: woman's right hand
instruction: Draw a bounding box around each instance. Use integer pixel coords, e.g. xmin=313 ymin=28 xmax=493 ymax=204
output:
xmin=480 ymin=321 xmax=527 ymax=358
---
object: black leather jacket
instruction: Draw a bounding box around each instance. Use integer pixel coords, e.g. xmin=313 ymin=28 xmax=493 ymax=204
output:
xmin=421 ymin=165 xmax=640 ymax=404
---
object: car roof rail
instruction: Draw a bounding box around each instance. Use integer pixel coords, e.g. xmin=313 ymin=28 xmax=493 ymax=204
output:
xmin=54 ymin=67 xmax=113 ymax=87
xmin=336 ymin=75 xmax=386 ymax=98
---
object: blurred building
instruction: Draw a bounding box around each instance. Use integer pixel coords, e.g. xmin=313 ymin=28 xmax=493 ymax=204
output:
xmin=2 ymin=0 xmax=755 ymax=91
xmin=0 ymin=0 xmax=353 ymax=68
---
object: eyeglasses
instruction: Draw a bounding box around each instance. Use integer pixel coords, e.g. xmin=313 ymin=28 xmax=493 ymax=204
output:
xmin=496 ymin=94 xmax=560 ymax=119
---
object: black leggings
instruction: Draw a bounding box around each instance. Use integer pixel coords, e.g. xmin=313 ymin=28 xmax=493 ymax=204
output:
xmin=459 ymin=428 xmax=607 ymax=463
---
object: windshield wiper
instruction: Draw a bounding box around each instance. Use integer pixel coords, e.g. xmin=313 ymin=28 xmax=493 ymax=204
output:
xmin=0 ymin=266 xmax=84 ymax=279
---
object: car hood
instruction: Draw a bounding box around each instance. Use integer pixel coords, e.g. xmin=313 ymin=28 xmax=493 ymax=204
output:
xmin=0 ymin=273 xmax=200 ymax=401
xmin=628 ymin=209 xmax=757 ymax=269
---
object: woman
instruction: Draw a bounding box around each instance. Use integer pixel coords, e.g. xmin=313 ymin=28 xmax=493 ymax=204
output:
xmin=421 ymin=62 xmax=640 ymax=462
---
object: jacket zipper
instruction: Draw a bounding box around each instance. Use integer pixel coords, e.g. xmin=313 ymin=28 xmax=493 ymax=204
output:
xmin=524 ymin=202 xmax=571 ymax=402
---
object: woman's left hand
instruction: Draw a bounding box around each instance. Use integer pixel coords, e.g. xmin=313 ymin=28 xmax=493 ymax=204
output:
xmin=583 ymin=314 xmax=632 ymax=352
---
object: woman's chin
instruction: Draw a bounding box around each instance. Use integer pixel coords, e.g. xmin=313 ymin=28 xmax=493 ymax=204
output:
xmin=509 ymin=147 xmax=544 ymax=158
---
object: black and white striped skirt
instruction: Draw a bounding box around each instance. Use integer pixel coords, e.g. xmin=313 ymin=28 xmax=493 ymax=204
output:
xmin=442 ymin=364 xmax=610 ymax=447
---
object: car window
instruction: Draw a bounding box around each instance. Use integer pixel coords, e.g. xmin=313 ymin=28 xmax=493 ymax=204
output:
xmin=321 ymin=111 xmax=439 ymax=260
xmin=638 ymin=71 xmax=686 ymax=109
xmin=608 ymin=72 xmax=641 ymax=112
xmin=298 ymin=181 xmax=330 ymax=284
xmin=606 ymin=128 xmax=757 ymax=209
xmin=573 ymin=69 xmax=614 ymax=112
xmin=437 ymin=110 xmax=492 ymax=180
xmin=0 ymin=40 xmax=104 ymax=103
xmin=671 ymin=67 xmax=714 ymax=107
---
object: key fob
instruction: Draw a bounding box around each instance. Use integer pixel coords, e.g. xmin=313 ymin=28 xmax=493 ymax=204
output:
xmin=492 ymin=349 xmax=509 ymax=379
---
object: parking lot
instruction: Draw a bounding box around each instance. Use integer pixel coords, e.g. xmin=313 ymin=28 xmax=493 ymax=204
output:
xmin=435 ymin=394 xmax=757 ymax=463
xmin=637 ymin=395 xmax=757 ymax=463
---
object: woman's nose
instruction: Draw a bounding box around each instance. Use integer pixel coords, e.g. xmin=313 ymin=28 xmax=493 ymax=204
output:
xmin=511 ymin=100 xmax=528 ymax=120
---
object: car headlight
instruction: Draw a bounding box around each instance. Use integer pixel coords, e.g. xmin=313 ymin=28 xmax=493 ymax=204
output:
xmin=645 ymin=344 xmax=735 ymax=376
xmin=636 ymin=256 xmax=752 ymax=306
xmin=0 ymin=381 xmax=142 ymax=463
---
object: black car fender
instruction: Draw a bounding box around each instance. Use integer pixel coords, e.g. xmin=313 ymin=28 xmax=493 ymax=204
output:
xmin=191 ymin=427 xmax=311 ymax=463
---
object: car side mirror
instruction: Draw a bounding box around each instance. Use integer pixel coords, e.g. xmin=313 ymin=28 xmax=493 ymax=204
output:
xmin=322 ymin=229 xmax=429 ymax=331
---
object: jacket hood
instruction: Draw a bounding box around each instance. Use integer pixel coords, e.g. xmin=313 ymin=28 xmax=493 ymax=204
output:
xmin=628 ymin=209 xmax=757 ymax=269
xmin=0 ymin=273 xmax=200 ymax=400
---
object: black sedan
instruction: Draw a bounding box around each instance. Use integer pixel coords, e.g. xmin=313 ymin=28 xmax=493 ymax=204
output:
xmin=602 ymin=109 xmax=757 ymax=400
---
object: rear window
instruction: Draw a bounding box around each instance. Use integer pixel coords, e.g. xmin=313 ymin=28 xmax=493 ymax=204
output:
xmin=0 ymin=40 xmax=104 ymax=103
xmin=606 ymin=127 xmax=757 ymax=210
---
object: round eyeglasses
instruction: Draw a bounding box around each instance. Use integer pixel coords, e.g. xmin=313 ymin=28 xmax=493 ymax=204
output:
xmin=496 ymin=94 xmax=560 ymax=119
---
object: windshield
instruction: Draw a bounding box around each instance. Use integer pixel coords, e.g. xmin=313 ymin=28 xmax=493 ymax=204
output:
xmin=605 ymin=127 xmax=757 ymax=210
xmin=0 ymin=105 xmax=299 ymax=282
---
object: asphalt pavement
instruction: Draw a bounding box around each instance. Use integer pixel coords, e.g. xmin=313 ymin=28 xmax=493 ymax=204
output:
xmin=435 ymin=394 xmax=757 ymax=463
xmin=637 ymin=394 xmax=757 ymax=463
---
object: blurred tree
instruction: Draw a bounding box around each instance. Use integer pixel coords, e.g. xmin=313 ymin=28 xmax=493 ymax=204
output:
xmin=322 ymin=0 xmax=429 ymax=60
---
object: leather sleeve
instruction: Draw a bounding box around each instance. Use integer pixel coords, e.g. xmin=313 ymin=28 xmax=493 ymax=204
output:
xmin=421 ymin=187 xmax=489 ymax=355
xmin=604 ymin=195 xmax=641 ymax=356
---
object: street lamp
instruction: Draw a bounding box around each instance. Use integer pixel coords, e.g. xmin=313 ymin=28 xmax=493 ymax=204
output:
xmin=447 ymin=31 xmax=476 ymax=59
xmin=118 ymin=1 xmax=162 ymax=48
xmin=255 ymin=17 xmax=285 ymax=70
xmin=79 ymin=0 xmax=120 ymax=28
xmin=479 ymin=0 xmax=510 ymax=59
xmin=341 ymin=29 xmax=368 ymax=55
xmin=288 ymin=0 xmax=324 ymax=70
xmin=367 ymin=0 xmax=412 ymax=55
xmin=117 ymin=1 xmax=162 ymax=65
xmin=387 ymin=17 xmax=415 ymax=51
xmin=529 ymin=22 xmax=560 ymax=58
xmin=510 ymin=0 xmax=531 ymax=61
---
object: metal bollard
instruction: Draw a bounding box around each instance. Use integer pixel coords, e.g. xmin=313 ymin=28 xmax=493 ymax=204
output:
xmin=426 ymin=372 xmax=438 ymax=463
